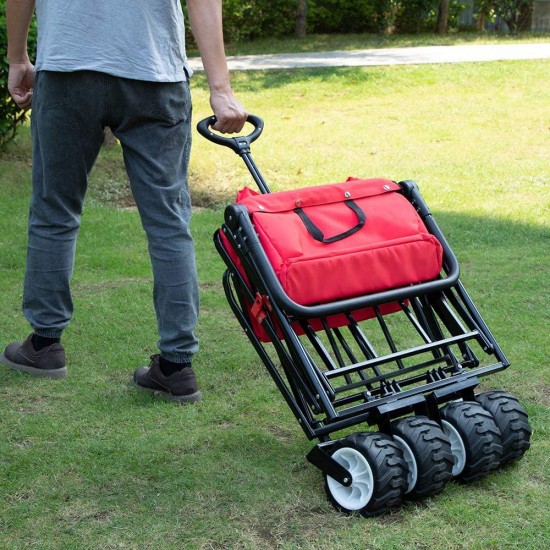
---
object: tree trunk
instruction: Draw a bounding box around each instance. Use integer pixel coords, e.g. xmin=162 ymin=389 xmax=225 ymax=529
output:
xmin=436 ymin=0 xmax=450 ymax=34
xmin=295 ymin=0 xmax=308 ymax=38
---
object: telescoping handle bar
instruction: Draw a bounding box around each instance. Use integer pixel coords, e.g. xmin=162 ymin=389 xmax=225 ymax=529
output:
xmin=196 ymin=114 xmax=270 ymax=194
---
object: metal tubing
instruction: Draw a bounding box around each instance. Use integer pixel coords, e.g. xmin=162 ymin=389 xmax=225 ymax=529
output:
xmin=324 ymin=332 xmax=480 ymax=380
xmin=235 ymin=214 xmax=460 ymax=320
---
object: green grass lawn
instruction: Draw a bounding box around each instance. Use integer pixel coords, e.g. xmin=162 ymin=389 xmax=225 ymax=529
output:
xmin=0 ymin=58 xmax=549 ymax=549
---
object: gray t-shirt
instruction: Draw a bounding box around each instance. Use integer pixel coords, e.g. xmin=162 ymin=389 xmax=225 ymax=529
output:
xmin=34 ymin=0 xmax=189 ymax=82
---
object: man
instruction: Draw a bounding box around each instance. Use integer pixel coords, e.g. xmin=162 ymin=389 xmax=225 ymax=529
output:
xmin=1 ymin=0 xmax=247 ymax=403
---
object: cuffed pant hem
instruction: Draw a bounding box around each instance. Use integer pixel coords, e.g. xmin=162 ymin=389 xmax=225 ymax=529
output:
xmin=33 ymin=329 xmax=64 ymax=339
xmin=159 ymin=352 xmax=194 ymax=364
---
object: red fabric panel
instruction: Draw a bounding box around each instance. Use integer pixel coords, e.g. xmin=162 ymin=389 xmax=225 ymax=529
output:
xmin=219 ymin=228 xmax=403 ymax=343
xmin=218 ymin=177 xmax=444 ymax=342
xmin=250 ymin=301 xmax=403 ymax=343
xmin=237 ymin=178 xmax=443 ymax=306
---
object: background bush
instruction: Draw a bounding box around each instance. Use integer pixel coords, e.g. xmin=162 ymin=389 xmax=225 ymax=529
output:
xmin=306 ymin=0 xmax=384 ymax=34
xmin=394 ymin=0 xmax=439 ymax=33
xmin=0 ymin=0 xmax=37 ymax=148
xmin=474 ymin=0 xmax=533 ymax=32
xmin=185 ymin=0 xmax=533 ymax=42
xmin=184 ymin=0 xmax=297 ymax=46
xmin=394 ymin=0 xmax=468 ymax=33
xmin=221 ymin=0 xmax=297 ymax=42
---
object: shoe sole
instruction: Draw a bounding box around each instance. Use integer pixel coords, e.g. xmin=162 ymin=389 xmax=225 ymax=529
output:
xmin=0 ymin=352 xmax=68 ymax=379
xmin=134 ymin=381 xmax=202 ymax=404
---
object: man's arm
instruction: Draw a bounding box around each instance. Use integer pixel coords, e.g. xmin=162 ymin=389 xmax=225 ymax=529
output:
xmin=186 ymin=0 xmax=246 ymax=134
xmin=6 ymin=0 xmax=35 ymax=110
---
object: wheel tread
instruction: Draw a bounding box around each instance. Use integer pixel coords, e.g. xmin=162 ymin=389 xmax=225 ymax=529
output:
xmin=476 ymin=390 xmax=532 ymax=466
xmin=324 ymin=432 xmax=408 ymax=517
xmin=391 ymin=416 xmax=453 ymax=499
xmin=441 ymin=401 xmax=503 ymax=482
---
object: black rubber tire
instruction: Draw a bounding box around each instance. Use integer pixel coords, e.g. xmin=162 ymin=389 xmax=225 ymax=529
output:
xmin=324 ymin=432 xmax=408 ymax=517
xmin=391 ymin=416 xmax=454 ymax=500
xmin=440 ymin=401 xmax=503 ymax=483
xmin=476 ymin=390 xmax=532 ymax=466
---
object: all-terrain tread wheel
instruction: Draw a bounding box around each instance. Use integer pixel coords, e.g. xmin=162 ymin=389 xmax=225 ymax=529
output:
xmin=475 ymin=390 xmax=531 ymax=466
xmin=391 ymin=416 xmax=454 ymax=499
xmin=324 ymin=432 xmax=408 ymax=517
xmin=440 ymin=401 xmax=503 ymax=483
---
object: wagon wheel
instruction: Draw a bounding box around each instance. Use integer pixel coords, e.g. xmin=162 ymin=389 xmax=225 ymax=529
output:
xmin=324 ymin=432 xmax=407 ymax=517
xmin=391 ymin=416 xmax=454 ymax=500
xmin=476 ymin=390 xmax=532 ymax=466
xmin=440 ymin=401 xmax=503 ymax=483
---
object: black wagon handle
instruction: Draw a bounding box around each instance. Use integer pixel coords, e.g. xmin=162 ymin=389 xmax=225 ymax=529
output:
xmin=196 ymin=114 xmax=264 ymax=156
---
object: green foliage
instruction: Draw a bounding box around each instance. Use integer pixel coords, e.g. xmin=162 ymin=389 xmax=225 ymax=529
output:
xmin=307 ymin=0 xmax=385 ymax=34
xmin=475 ymin=0 xmax=533 ymax=32
xmin=0 ymin=0 xmax=37 ymax=148
xmin=417 ymin=1 xmax=469 ymax=32
xmin=222 ymin=0 xmax=296 ymax=41
xmin=184 ymin=0 xmax=296 ymax=47
xmin=394 ymin=0 xmax=439 ymax=33
xmin=185 ymin=0 xmax=482 ymax=45
xmin=311 ymin=0 xmax=469 ymax=35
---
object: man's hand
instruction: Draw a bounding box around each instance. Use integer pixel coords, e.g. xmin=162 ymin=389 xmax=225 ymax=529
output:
xmin=209 ymin=90 xmax=247 ymax=134
xmin=8 ymin=60 xmax=35 ymax=111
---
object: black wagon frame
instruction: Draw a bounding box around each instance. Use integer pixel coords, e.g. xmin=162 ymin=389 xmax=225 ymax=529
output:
xmin=199 ymin=115 xmax=511 ymax=488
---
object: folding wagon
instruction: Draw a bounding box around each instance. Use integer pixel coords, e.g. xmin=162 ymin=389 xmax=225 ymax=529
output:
xmin=197 ymin=115 xmax=532 ymax=516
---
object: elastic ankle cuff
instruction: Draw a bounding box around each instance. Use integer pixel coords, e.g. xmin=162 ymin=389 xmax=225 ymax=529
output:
xmin=159 ymin=353 xmax=193 ymax=365
xmin=34 ymin=329 xmax=63 ymax=339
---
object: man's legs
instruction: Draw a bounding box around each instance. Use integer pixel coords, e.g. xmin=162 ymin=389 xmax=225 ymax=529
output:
xmin=1 ymin=72 xmax=200 ymax=401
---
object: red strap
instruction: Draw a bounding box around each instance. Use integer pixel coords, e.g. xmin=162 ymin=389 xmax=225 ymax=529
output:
xmin=251 ymin=293 xmax=267 ymax=324
xmin=251 ymin=293 xmax=272 ymax=323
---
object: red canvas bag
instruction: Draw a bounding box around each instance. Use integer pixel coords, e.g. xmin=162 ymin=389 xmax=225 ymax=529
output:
xmin=219 ymin=178 xmax=443 ymax=342
xmin=235 ymin=178 xmax=443 ymax=306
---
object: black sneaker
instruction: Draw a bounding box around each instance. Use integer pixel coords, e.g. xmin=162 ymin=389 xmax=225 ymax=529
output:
xmin=0 ymin=334 xmax=67 ymax=379
xmin=133 ymin=355 xmax=201 ymax=404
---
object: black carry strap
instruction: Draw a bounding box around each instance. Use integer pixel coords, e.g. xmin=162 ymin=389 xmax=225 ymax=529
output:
xmin=294 ymin=199 xmax=366 ymax=244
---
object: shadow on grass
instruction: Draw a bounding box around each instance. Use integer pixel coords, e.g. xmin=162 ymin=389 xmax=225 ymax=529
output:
xmin=191 ymin=66 xmax=380 ymax=94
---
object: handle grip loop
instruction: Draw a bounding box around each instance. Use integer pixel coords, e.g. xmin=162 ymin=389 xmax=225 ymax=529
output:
xmin=196 ymin=114 xmax=264 ymax=155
